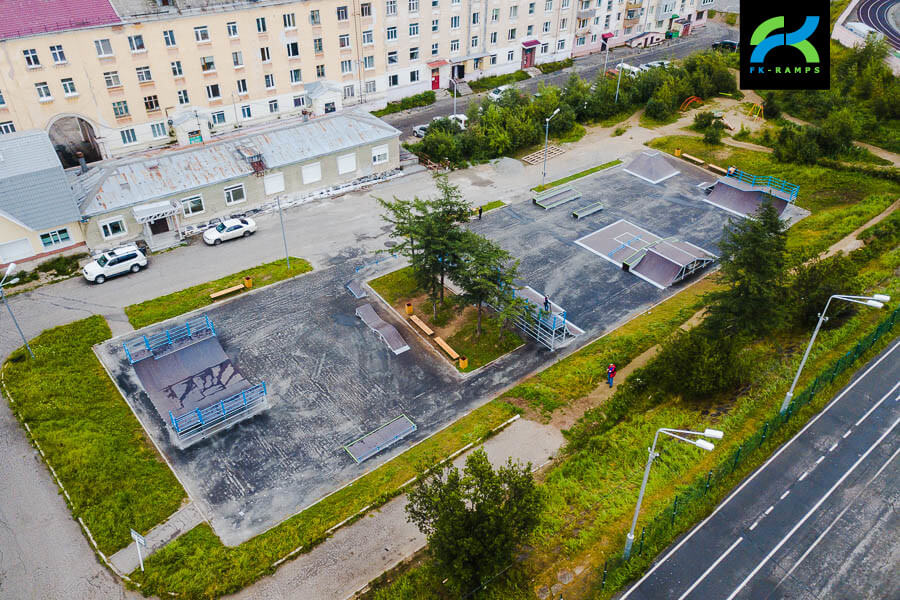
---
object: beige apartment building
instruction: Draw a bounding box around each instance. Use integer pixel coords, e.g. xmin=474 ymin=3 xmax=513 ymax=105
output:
xmin=0 ymin=0 xmax=578 ymax=163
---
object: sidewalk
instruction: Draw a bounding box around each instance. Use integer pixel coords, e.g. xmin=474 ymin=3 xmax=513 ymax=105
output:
xmin=109 ymin=502 xmax=204 ymax=574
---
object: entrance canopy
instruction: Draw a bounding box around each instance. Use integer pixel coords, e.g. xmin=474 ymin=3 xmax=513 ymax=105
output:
xmin=522 ymin=39 xmax=541 ymax=48
xmin=133 ymin=200 xmax=178 ymax=224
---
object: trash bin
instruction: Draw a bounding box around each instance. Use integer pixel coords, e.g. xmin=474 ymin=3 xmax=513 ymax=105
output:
xmin=674 ymin=148 xmax=682 ymax=157
xmin=405 ymin=302 xmax=414 ymax=315
xmin=459 ymin=356 xmax=468 ymax=369
xmin=243 ymin=276 xmax=253 ymax=289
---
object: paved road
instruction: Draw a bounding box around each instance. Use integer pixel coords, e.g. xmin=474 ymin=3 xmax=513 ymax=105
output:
xmin=857 ymin=0 xmax=900 ymax=50
xmin=382 ymin=22 xmax=736 ymax=137
xmin=620 ymin=340 xmax=900 ymax=600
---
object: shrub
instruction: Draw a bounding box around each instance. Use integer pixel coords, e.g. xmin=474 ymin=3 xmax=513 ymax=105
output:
xmin=693 ymin=111 xmax=716 ymax=130
xmin=703 ymin=121 xmax=725 ymax=144
xmin=648 ymin=326 xmax=747 ymax=399
xmin=790 ymin=253 xmax=862 ymax=329
xmin=537 ymin=58 xmax=573 ymax=74
xmin=372 ymin=91 xmax=437 ymax=116
xmin=762 ymin=92 xmax=781 ymax=119
xmin=725 ymin=12 xmax=737 ymax=25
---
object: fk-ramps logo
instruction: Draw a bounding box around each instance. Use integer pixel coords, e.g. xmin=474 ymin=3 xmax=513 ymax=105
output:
xmin=739 ymin=1 xmax=830 ymax=90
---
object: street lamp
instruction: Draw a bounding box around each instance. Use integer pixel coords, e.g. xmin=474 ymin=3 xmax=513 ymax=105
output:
xmin=623 ymin=427 xmax=724 ymax=559
xmin=450 ymin=78 xmax=458 ymax=117
xmin=0 ymin=263 xmax=34 ymax=359
xmin=780 ymin=293 xmax=890 ymax=413
xmin=542 ymin=107 xmax=561 ymax=188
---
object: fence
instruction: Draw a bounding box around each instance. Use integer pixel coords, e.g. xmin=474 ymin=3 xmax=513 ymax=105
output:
xmin=725 ymin=169 xmax=800 ymax=202
xmin=596 ymin=305 xmax=899 ymax=592
xmin=123 ymin=315 xmax=215 ymax=363
xmin=168 ymin=382 xmax=268 ymax=446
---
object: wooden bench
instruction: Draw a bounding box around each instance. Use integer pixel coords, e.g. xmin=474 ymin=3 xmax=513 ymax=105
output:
xmin=681 ymin=153 xmax=705 ymax=165
xmin=707 ymin=163 xmax=728 ymax=175
xmin=209 ymin=284 xmax=244 ymax=300
xmin=433 ymin=336 xmax=460 ymax=361
xmin=410 ymin=315 xmax=434 ymax=336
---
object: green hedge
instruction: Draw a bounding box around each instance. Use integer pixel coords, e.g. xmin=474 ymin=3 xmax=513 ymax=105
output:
xmin=372 ymin=91 xmax=437 ymax=116
xmin=468 ymin=70 xmax=531 ymax=92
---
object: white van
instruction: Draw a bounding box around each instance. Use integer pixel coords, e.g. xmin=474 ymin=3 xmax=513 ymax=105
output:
xmin=616 ymin=63 xmax=643 ymax=78
xmin=432 ymin=114 xmax=469 ymax=130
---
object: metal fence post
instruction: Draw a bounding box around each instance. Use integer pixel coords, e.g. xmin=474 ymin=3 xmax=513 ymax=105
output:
xmin=759 ymin=422 xmax=769 ymax=448
xmin=601 ymin=560 xmax=608 ymax=589
xmin=638 ymin=526 xmax=645 ymax=556
xmin=671 ymin=495 xmax=678 ymax=525
xmin=195 ymin=408 xmax=204 ymax=425
xmin=731 ymin=444 xmax=743 ymax=473
xmin=220 ymin=400 xmax=226 ymax=416
xmin=704 ymin=470 xmax=712 ymax=494
xmin=242 ymin=389 xmax=247 ymax=406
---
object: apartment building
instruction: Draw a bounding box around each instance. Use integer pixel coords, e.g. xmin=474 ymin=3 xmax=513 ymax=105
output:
xmin=0 ymin=0 xmax=577 ymax=163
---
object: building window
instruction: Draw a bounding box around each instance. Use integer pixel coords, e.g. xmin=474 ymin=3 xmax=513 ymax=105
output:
xmin=283 ymin=13 xmax=296 ymax=29
xmin=529 ymin=2 xmax=536 ymax=14
xmin=387 ymin=26 xmax=397 ymax=40
xmin=451 ymin=15 xmax=460 ymax=29
xmin=256 ymin=17 xmax=267 ymax=33
xmin=206 ymin=84 xmax=221 ymax=99
xmin=0 ymin=90 xmax=5 ymax=106
xmin=372 ymin=145 xmax=388 ymax=164
xmin=181 ymin=195 xmax=205 ymax=216
xmin=490 ymin=31 xmax=497 ymax=43
xmin=100 ymin=217 xmax=127 ymax=239
xmin=410 ymin=22 xmax=419 ymax=36
xmin=316 ymin=64 xmax=326 ymax=77
xmin=507 ymin=50 xmax=515 ymax=61
xmin=265 ymin=73 xmax=275 ymax=89
xmin=473 ymin=12 xmax=480 ymax=24
xmin=144 ymin=95 xmax=159 ymax=111
xmin=136 ymin=66 xmax=152 ymax=82
xmin=559 ymin=18 xmax=568 ymax=30
xmin=61 ymin=78 xmax=77 ymax=96
xmin=450 ymin=39 xmax=459 ymax=52
xmin=527 ymin=25 xmax=533 ymax=36
xmin=410 ymin=47 xmax=419 ymax=60
xmin=260 ymin=47 xmax=271 ymax=62
xmin=201 ymin=56 xmax=216 ymax=72
xmin=237 ymin=78 xmax=248 ymax=93
xmin=268 ymin=99 xmax=279 ymax=113
xmin=40 ymin=228 xmax=70 ymax=248
xmin=290 ymin=68 xmax=302 ymax=83
xmin=151 ymin=122 xmax=167 ymax=138
xmin=224 ymin=184 xmax=245 ymax=205
xmin=557 ymin=38 xmax=566 ymax=50
xmin=35 ymin=82 xmax=52 ymax=101
xmin=120 ymin=128 xmax=137 ymax=145
xmin=302 ymin=162 xmax=322 ymax=183
xmin=543 ymin=21 xmax=551 ymax=33
xmin=363 ymin=55 xmax=375 ymax=69
xmin=337 ymin=153 xmax=356 ymax=174
xmin=23 ymin=49 xmax=40 ymax=67
xmin=541 ymin=42 xmax=549 ymax=54
xmin=293 ymin=95 xmax=305 ymax=107
xmin=432 ymin=19 xmax=439 ymax=32
xmin=365 ymin=80 xmax=376 ymax=93
xmin=233 ymin=51 xmax=244 ymax=67
xmin=227 ymin=22 xmax=239 ymax=37
xmin=339 ymin=34 xmax=351 ymax=48
xmin=386 ymin=0 xmax=397 ymax=15
xmin=561 ymin=0 xmax=569 ymax=8
xmin=309 ymin=9 xmax=320 ymax=25
xmin=128 ymin=34 xmax=145 ymax=52
xmin=343 ymin=84 xmax=355 ymax=98
xmin=388 ymin=74 xmax=398 ymax=87
xmin=508 ymin=28 xmax=516 ymax=40
xmin=337 ymin=5 xmax=348 ymax=20
xmin=341 ymin=59 xmax=352 ymax=74
xmin=211 ymin=111 xmax=226 ymax=124
xmin=361 ymin=2 xmax=372 ymax=16
xmin=241 ymin=104 xmax=252 ymax=118
xmin=177 ymin=90 xmax=189 ymax=104
xmin=432 ymin=0 xmax=438 ymax=6
xmin=431 ymin=42 xmax=439 ymax=55
xmin=410 ymin=69 xmax=419 ymax=82
xmin=490 ymin=54 xmax=497 ymax=65
xmin=50 ymin=45 xmax=66 ymax=64
xmin=409 ymin=0 xmax=419 ymax=12
xmin=363 ymin=29 xmax=374 ymax=44
xmin=94 ymin=39 xmax=113 ymax=57
xmin=194 ymin=26 xmax=210 ymax=42
xmin=313 ymin=38 xmax=323 ymax=53
xmin=388 ymin=50 xmax=398 ymax=64
xmin=577 ymin=36 xmax=586 ymax=46
xmin=491 ymin=8 xmax=499 ymax=22
xmin=287 ymin=41 xmax=300 ymax=57
xmin=0 ymin=121 xmax=15 ymax=134
xmin=545 ymin=0 xmax=553 ymax=10
xmin=171 ymin=60 xmax=183 ymax=76
xmin=510 ymin=5 xmax=518 ymax=18
xmin=471 ymin=36 xmax=479 ymax=48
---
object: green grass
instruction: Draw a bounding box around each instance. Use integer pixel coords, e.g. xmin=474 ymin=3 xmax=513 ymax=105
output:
xmin=446 ymin=313 xmax=524 ymax=372
xmin=130 ymin=399 xmax=519 ymax=598
xmin=2 ymin=317 xmax=185 ymax=555
xmin=598 ymin=107 xmax=639 ymax=128
xmin=532 ymin=159 xmax=623 ymax=192
xmin=468 ymin=70 xmax=531 ymax=93
xmin=613 ymin=125 xmax=629 ymax=137
xmin=536 ymin=58 xmax=574 ymax=74
xmin=480 ymin=200 xmax=505 ymax=213
xmin=639 ymin=111 xmax=680 ymax=129
xmin=555 ymin=122 xmax=586 ymax=144
xmin=371 ymin=91 xmax=437 ymax=117
xmin=124 ymin=258 xmax=312 ymax=329
xmin=369 ymin=266 xmax=420 ymax=305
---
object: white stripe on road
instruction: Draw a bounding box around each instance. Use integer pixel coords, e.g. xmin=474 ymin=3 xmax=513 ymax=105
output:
xmin=828 ymin=442 xmax=838 ymax=452
xmin=842 ymin=429 xmax=852 ymax=439
xmin=619 ymin=341 xmax=899 ymax=600
xmin=764 ymin=505 xmax=774 ymax=515
xmin=855 ymin=380 xmax=900 ymax=426
xmin=748 ymin=521 xmax=758 ymax=531
xmin=815 ymin=455 xmax=825 ymax=465
xmin=780 ymin=490 xmax=790 ymax=500
xmin=797 ymin=471 xmax=808 ymax=482
xmin=676 ymin=537 xmax=744 ymax=600
xmin=724 ymin=416 xmax=900 ymax=600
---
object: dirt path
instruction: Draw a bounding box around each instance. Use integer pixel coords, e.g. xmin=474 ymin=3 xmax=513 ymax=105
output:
xmin=822 ymin=199 xmax=900 ymax=258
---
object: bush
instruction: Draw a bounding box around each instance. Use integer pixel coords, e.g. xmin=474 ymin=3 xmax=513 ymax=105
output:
xmin=372 ymin=91 xmax=437 ymax=116
xmin=648 ymin=326 xmax=747 ymax=399
xmin=35 ymin=252 xmax=88 ymax=276
xmin=725 ymin=13 xmax=737 ymax=25
xmin=703 ymin=122 xmax=725 ymax=144
xmin=468 ymin=70 xmax=530 ymax=92
xmin=537 ymin=58 xmax=573 ymax=74
xmin=762 ymin=92 xmax=781 ymax=119
xmin=790 ymin=254 xmax=862 ymax=329
xmin=693 ymin=111 xmax=716 ymax=129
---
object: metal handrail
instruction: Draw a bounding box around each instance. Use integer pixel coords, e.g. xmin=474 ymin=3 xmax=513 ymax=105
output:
xmin=169 ymin=382 xmax=267 ymax=438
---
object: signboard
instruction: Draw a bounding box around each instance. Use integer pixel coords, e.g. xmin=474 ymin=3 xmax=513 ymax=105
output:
xmin=130 ymin=528 xmax=146 ymax=546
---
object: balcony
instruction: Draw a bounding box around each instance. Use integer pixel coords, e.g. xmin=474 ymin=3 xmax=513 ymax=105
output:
xmin=577 ymin=8 xmax=597 ymax=19
xmin=626 ymin=0 xmax=642 ymax=7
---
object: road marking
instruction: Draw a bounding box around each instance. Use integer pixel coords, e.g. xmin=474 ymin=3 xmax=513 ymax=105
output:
xmin=797 ymin=471 xmax=808 ymax=482
xmin=724 ymin=415 xmax=900 ymax=600
xmin=676 ymin=537 xmax=744 ymax=600
xmin=748 ymin=521 xmax=759 ymax=531
xmin=619 ymin=341 xmax=899 ymax=600
xmin=855 ymin=380 xmax=900 ymax=426
xmin=828 ymin=442 xmax=838 ymax=452
xmin=780 ymin=490 xmax=790 ymax=500
xmin=842 ymin=429 xmax=852 ymax=439
xmin=764 ymin=505 xmax=774 ymax=515
xmin=815 ymin=455 xmax=825 ymax=465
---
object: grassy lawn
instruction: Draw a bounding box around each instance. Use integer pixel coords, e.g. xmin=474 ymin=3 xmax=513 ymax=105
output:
xmin=447 ymin=313 xmax=524 ymax=372
xmin=371 ymin=91 xmax=437 ymax=117
xmin=131 ymin=399 xmax=519 ymax=598
xmin=368 ymin=266 xmax=420 ymax=305
xmin=532 ymin=159 xmax=623 ymax=192
xmin=639 ymin=111 xmax=680 ymax=129
xmin=125 ymin=258 xmax=312 ymax=329
xmin=2 ymin=316 xmax=185 ymax=555
xmin=468 ymin=70 xmax=531 ymax=93
xmin=480 ymin=200 xmax=505 ymax=213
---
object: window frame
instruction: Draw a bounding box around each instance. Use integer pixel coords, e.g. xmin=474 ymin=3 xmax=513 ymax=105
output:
xmin=194 ymin=26 xmax=210 ymax=42
xmin=94 ymin=39 xmax=114 ymax=57
xmin=99 ymin=216 xmax=127 ymax=240
xmin=181 ymin=195 xmax=205 ymax=216
xmin=120 ymin=128 xmax=137 ymax=145
xmin=39 ymin=228 xmax=70 ymax=248
xmin=50 ymin=45 xmax=67 ymax=64
xmin=224 ymin=183 xmax=246 ymax=205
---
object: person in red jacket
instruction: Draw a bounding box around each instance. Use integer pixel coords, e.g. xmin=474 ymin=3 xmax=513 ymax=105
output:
xmin=607 ymin=363 xmax=617 ymax=388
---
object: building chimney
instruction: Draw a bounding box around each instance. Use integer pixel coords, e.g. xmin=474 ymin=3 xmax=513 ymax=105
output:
xmin=76 ymin=151 xmax=88 ymax=174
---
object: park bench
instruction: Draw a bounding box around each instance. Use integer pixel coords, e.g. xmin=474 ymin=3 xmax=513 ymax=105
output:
xmin=707 ymin=163 xmax=728 ymax=176
xmin=410 ymin=315 xmax=434 ymax=336
xmin=572 ymin=201 xmax=604 ymax=219
xmin=532 ymin=185 xmax=581 ymax=209
xmin=681 ymin=153 xmax=705 ymax=165
xmin=346 ymin=280 xmax=368 ymax=298
xmin=209 ymin=284 xmax=244 ymax=300
xmin=433 ymin=336 xmax=460 ymax=361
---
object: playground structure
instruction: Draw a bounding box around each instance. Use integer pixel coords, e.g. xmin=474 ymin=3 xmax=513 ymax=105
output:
xmin=533 ymin=185 xmax=582 ymax=209
xmin=623 ymin=150 xmax=680 ymax=184
xmin=702 ymin=169 xmax=799 ymax=219
xmin=125 ymin=316 xmax=269 ymax=449
xmin=576 ymin=219 xmax=717 ymax=289
xmin=356 ymin=303 xmax=410 ymax=355
xmin=503 ymin=285 xmax=584 ymax=351
xmin=343 ymin=414 xmax=417 ymax=463
xmin=748 ymin=103 xmax=764 ymax=120
xmin=680 ymin=96 xmax=703 ymax=111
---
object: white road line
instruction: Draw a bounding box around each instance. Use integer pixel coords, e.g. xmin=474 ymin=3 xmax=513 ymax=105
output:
xmin=815 ymin=455 xmax=825 ymax=465
xmin=780 ymin=490 xmax=790 ymax=500
xmin=842 ymin=429 xmax=852 ymax=439
xmin=828 ymin=442 xmax=838 ymax=452
xmin=764 ymin=505 xmax=774 ymax=515
xmin=619 ymin=341 xmax=899 ymax=600
xmin=797 ymin=471 xmax=808 ymax=482
xmin=724 ymin=416 xmax=900 ymax=600
xmin=748 ymin=521 xmax=759 ymax=531
xmin=855 ymin=381 xmax=900 ymax=426
xmin=676 ymin=537 xmax=744 ymax=600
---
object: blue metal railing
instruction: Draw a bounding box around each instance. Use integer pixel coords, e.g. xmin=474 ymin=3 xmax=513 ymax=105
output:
xmin=168 ymin=382 xmax=267 ymax=442
xmin=123 ymin=315 xmax=216 ymax=363
xmin=726 ymin=169 xmax=799 ymax=202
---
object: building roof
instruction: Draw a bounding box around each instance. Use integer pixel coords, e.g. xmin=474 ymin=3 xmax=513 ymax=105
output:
xmin=0 ymin=0 xmax=121 ymax=41
xmin=109 ymin=0 xmax=302 ymax=20
xmin=79 ymin=110 xmax=400 ymax=217
xmin=0 ymin=130 xmax=82 ymax=230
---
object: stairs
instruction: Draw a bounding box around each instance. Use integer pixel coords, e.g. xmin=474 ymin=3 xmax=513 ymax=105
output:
xmin=452 ymin=78 xmax=473 ymax=96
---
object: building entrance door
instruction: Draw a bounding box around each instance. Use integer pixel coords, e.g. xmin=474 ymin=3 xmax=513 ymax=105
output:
xmin=521 ymin=47 xmax=535 ymax=69
xmin=149 ymin=218 xmax=170 ymax=235
xmin=432 ymin=69 xmax=440 ymax=89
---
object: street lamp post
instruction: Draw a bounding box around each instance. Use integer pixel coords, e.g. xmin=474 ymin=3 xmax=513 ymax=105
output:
xmin=624 ymin=427 xmax=724 ymax=559
xmin=275 ymin=196 xmax=291 ymax=270
xmin=542 ymin=107 xmax=561 ymax=189
xmin=0 ymin=263 xmax=34 ymax=359
xmin=614 ymin=63 xmax=624 ymax=103
xmin=780 ymin=293 xmax=890 ymax=413
xmin=450 ymin=78 xmax=458 ymax=117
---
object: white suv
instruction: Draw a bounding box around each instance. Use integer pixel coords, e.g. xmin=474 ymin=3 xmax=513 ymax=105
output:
xmin=83 ymin=244 xmax=148 ymax=284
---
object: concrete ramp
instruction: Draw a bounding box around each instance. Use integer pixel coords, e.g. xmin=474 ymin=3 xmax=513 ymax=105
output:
xmin=623 ymin=150 xmax=680 ymax=184
xmin=704 ymin=179 xmax=788 ymax=218
xmin=631 ymin=249 xmax=682 ymax=288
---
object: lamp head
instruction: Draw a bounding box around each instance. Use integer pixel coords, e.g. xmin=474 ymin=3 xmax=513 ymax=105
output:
xmin=703 ymin=428 xmax=724 ymax=439
xmin=6 ymin=277 xmax=18 ymax=286
xmin=872 ymin=294 xmax=890 ymax=303
xmin=865 ymin=300 xmax=884 ymax=309
xmin=4 ymin=262 xmax=15 ymax=277
xmin=552 ymin=107 xmax=561 ymax=117
xmin=694 ymin=439 xmax=715 ymax=452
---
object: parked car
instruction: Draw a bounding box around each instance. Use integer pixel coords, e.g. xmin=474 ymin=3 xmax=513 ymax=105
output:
xmin=203 ymin=217 xmax=258 ymax=245
xmin=615 ymin=62 xmax=643 ymax=78
xmin=487 ymin=85 xmax=511 ymax=101
xmin=82 ymin=244 xmax=147 ymax=284
xmin=712 ymin=40 xmax=739 ymax=52
xmin=641 ymin=60 xmax=671 ymax=70
xmin=413 ymin=123 xmax=429 ymax=137
xmin=431 ymin=113 xmax=469 ymax=130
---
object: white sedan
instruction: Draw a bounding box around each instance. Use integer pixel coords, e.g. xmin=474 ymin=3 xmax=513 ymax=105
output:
xmin=202 ymin=217 xmax=257 ymax=245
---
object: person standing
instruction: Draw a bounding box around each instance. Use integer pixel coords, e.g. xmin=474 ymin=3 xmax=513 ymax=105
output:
xmin=543 ymin=295 xmax=550 ymax=312
xmin=607 ymin=363 xmax=617 ymax=388
xmin=478 ymin=205 xmax=483 ymax=220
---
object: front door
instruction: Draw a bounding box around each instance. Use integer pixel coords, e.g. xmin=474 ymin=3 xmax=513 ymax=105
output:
xmin=431 ymin=68 xmax=440 ymax=90
xmin=521 ymin=47 xmax=535 ymax=69
xmin=149 ymin=218 xmax=170 ymax=235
